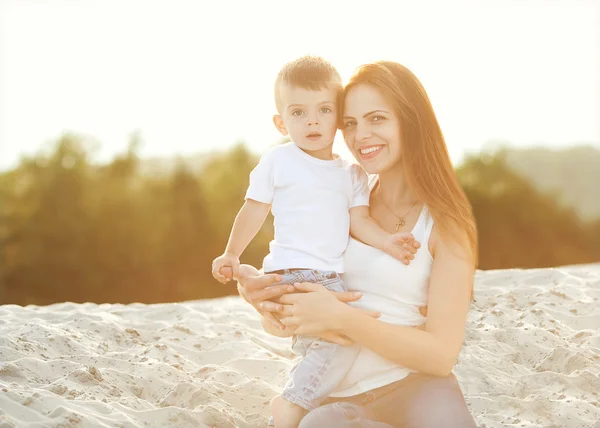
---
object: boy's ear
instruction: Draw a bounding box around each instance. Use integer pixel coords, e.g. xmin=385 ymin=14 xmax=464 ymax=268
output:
xmin=273 ymin=115 xmax=288 ymax=136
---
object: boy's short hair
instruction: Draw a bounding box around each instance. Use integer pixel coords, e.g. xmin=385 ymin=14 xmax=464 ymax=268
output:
xmin=274 ymin=56 xmax=343 ymax=113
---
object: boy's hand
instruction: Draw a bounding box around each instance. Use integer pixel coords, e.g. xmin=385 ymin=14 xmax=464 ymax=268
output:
xmin=212 ymin=252 xmax=240 ymax=283
xmin=383 ymin=233 xmax=421 ymax=265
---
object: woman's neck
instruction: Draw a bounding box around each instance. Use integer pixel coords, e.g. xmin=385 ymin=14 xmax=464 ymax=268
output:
xmin=377 ymin=167 xmax=417 ymax=207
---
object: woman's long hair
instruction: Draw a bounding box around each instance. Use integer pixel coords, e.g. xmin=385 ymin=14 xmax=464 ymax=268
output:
xmin=342 ymin=62 xmax=478 ymax=267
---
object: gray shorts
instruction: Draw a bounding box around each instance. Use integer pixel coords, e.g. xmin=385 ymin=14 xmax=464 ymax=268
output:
xmin=267 ymin=269 xmax=360 ymax=412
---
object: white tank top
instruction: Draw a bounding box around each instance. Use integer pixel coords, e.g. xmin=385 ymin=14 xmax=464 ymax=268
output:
xmin=330 ymin=197 xmax=435 ymax=397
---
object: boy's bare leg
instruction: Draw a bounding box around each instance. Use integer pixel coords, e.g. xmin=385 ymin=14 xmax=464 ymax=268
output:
xmin=270 ymin=395 xmax=307 ymax=428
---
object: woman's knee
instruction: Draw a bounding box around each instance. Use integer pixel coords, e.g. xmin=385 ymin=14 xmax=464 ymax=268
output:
xmin=298 ymin=402 xmax=376 ymax=428
xmin=300 ymin=402 xmax=394 ymax=428
xmin=404 ymin=375 xmax=476 ymax=427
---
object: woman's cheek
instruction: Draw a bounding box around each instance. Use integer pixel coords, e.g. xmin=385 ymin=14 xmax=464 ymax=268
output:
xmin=343 ymin=131 xmax=354 ymax=149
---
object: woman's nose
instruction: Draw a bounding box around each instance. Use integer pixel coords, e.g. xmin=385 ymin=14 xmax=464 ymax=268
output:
xmin=355 ymin=123 xmax=371 ymax=141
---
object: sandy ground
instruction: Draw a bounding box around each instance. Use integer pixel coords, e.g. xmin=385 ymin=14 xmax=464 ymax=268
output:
xmin=1 ymin=264 xmax=599 ymax=427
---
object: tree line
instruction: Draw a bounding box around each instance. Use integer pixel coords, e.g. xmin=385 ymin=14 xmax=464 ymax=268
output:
xmin=0 ymin=135 xmax=597 ymax=305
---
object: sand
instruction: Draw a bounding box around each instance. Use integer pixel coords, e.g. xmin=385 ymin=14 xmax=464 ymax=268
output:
xmin=0 ymin=264 xmax=599 ymax=427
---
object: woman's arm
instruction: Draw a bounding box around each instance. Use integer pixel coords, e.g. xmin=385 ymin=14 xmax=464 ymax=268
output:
xmin=281 ymin=228 xmax=474 ymax=377
xmin=236 ymin=265 xmax=379 ymax=345
xmin=340 ymin=228 xmax=473 ymax=376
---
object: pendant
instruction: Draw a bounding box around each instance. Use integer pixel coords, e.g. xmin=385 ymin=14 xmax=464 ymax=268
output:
xmin=395 ymin=218 xmax=405 ymax=232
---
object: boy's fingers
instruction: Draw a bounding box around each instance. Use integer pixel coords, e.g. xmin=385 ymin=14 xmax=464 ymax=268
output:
xmin=212 ymin=269 xmax=227 ymax=283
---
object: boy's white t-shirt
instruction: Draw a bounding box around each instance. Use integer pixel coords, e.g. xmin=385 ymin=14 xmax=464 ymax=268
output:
xmin=245 ymin=142 xmax=369 ymax=273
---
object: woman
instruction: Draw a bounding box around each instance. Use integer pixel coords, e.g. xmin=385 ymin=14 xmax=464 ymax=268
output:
xmin=238 ymin=61 xmax=478 ymax=427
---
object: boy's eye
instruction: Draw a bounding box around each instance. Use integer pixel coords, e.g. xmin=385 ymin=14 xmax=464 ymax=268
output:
xmin=320 ymin=107 xmax=332 ymax=114
xmin=292 ymin=109 xmax=305 ymax=116
xmin=344 ymin=120 xmax=356 ymax=128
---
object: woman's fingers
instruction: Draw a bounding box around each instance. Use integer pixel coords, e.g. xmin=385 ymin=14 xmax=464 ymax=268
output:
xmin=241 ymin=273 xmax=283 ymax=292
xmin=288 ymin=282 xmax=322 ymax=293
xmin=278 ymin=293 xmax=298 ymax=304
xmin=231 ymin=264 xmax=240 ymax=281
xmin=331 ymin=291 xmax=363 ymax=303
xmin=331 ymin=335 xmax=354 ymax=346
xmin=260 ymin=300 xmax=283 ymax=313
xmin=238 ymin=264 xmax=260 ymax=278
xmin=357 ymin=308 xmax=381 ymax=318
xmin=272 ymin=304 xmax=294 ymax=316
xmin=250 ymin=284 xmax=294 ymax=306
xmin=263 ymin=311 xmax=285 ymax=330
xmin=280 ymin=316 xmax=300 ymax=326
xmin=319 ymin=332 xmax=355 ymax=346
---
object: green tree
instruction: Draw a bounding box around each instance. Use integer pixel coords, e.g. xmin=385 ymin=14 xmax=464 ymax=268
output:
xmin=2 ymin=135 xmax=93 ymax=304
xmin=458 ymin=152 xmax=597 ymax=269
xmin=200 ymin=143 xmax=273 ymax=270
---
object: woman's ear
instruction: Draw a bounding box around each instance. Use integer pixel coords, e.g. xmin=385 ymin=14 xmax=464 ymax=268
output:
xmin=273 ymin=115 xmax=288 ymax=136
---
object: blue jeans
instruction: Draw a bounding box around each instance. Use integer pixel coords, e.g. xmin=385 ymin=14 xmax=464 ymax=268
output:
xmin=269 ymin=269 xmax=360 ymax=411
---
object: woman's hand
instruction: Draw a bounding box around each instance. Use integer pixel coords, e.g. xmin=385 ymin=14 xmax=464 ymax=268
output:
xmin=236 ymin=265 xmax=294 ymax=329
xmin=278 ymin=282 xmax=381 ymax=336
xmin=319 ymin=331 xmax=355 ymax=346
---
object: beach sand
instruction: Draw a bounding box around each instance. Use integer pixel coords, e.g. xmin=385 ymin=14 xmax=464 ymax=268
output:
xmin=1 ymin=264 xmax=599 ymax=427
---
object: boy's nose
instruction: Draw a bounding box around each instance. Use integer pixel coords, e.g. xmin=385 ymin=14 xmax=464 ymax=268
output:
xmin=307 ymin=119 xmax=319 ymax=126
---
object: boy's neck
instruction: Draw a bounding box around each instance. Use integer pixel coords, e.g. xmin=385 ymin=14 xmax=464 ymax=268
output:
xmin=297 ymin=143 xmax=336 ymax=161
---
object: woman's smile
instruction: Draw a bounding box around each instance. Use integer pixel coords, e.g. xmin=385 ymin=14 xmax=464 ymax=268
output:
xmin=358 ymin=145 xmax=384 ymax=160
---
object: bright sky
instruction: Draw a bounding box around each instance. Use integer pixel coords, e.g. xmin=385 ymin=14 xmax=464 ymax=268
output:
xmin=0 ymin=0 xmax=598 ymax=170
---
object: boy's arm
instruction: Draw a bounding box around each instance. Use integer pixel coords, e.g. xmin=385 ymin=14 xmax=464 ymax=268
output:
xmin=350 ymin=206 xmax=416 ymax=264
xmin=349 ymin=205 xmax=391 ymax=250
xmin=214 ymin=199 xmax=271 ymax=282
xmin=225 ymin=199 xmax=271 ymax=258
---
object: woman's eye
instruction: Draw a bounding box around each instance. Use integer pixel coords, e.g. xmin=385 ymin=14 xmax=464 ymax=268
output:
xmin=320 ymin=107 xmax=332 ymax=114
xmin=372 ymin=115 xmax=385 ymax=122
xmin=292 ymin=110 xmax=304 ymax=116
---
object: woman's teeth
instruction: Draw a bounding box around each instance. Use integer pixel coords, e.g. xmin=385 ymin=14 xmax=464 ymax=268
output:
xmin=360 ymin=146 xmax=382 ymax=155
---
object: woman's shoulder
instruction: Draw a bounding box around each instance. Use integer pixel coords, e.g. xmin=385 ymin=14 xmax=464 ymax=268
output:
xmin=428 ymin=223 xmax=474 ymax=264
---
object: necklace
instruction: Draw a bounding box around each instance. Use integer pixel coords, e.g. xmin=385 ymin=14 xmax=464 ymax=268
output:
xmin=377 ymin=188 xmax=418 ymax=232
